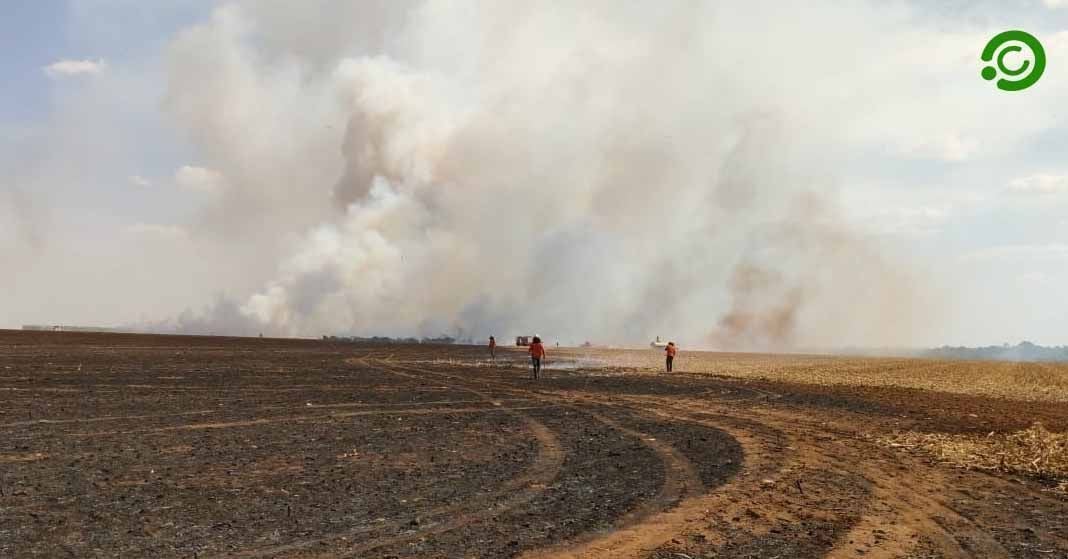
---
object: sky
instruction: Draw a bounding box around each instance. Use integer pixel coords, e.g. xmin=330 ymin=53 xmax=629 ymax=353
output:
xmin=3 ymin=0 xmax=1068 ymax=348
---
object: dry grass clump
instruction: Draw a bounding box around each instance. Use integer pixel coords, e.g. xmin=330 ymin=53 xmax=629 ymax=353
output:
xmin=880 ymin=423 xmax=1068 ymax=488
xmin=565 ymin=348 xmax=1068 ymax=403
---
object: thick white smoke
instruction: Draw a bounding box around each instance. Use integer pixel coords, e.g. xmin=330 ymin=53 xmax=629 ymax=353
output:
xmin=160 ymin=1 xmax=942 ymax=348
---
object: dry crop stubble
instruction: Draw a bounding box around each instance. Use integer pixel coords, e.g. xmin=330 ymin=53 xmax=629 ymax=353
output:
xmin=571 ymin=348 xmax=1068 ymax=402
xmin=880 ymin=424 xmax=1068 ymax=489
xmin=561 ymin=347 xmax=1068 ymax=487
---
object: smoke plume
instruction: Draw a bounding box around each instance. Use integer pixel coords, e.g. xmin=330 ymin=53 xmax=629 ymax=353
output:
xmin=157 ymin=1 xmax=940 ymax=349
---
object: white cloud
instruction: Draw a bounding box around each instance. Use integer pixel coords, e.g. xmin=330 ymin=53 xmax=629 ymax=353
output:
xmin=175 ymin=165 xmax=226 ymax=193
xmin=124 ymin=223 xmax=189 ymax=240
xmin=1006 ymin=173 xmax=1068 ymax=195
xmin=900 ymin=133 xmax=977 ymax=162
xmin=869 ymin=206 xmax=950 ymax=237
xmin=1044 ymin=0 xmax=1068 ymax=8
xmin=43 ymin=58 xmax=107 ymax=78
xmin=962 ymin=243 xmax=1068 ymax=262
xmin=1020 ymin=271 xmax=1052 ymax=285
xmin=129 ymin=175 xmax=152 ymax=188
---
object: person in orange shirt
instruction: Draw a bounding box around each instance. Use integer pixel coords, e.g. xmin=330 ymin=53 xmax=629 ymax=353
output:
xmin=665 ymin=341 xmax=677 ymax=372
xmin=488 ymin=336 xmax=497 ymax=359
xmin=529 ymin=336 xmax=546 ymax=379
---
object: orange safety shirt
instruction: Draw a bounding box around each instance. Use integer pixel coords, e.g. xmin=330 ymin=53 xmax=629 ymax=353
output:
xmin=529 ymin=342 xmax=546 ymax=358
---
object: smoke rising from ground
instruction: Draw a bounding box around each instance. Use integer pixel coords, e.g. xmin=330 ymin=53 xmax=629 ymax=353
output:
xmin=154 ymin=1 xmax=941 ymax=349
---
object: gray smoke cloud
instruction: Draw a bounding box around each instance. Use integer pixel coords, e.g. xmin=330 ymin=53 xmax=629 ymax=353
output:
xmin=157 ymin=0 xmax=943 ymax=349
xmin=4 ymin=187 xmax=46 ymax=248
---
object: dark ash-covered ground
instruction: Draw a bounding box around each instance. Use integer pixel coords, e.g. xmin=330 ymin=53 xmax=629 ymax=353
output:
xmin=1 ymin=331 xmax=1066 ymax=558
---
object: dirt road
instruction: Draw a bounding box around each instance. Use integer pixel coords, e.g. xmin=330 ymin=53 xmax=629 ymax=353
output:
xmin=1 ymin=332 xmax=1065 ymax=557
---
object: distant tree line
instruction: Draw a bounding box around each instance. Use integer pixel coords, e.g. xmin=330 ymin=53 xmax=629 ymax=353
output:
xmin=923 ymin=341 xmax=1068 ymax=362
xmin=322 ymin=335 xmax=474 ymax=345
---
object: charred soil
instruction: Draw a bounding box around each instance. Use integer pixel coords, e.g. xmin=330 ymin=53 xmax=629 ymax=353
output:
xmin=1 ymin=331 xmax=1065 ymax=558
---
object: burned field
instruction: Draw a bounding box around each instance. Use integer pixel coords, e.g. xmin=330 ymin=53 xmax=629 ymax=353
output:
xmin=2 ymin=331 xmax=1067 ymax=558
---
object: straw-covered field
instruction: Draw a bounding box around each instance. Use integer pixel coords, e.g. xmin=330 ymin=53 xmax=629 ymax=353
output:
xmin=572 ymin=349 xmax=1068 ymax=489
xmin=1 ymin=331 xmax=1066 ymax=558
xmin=575 ymin=348 xmax=1068 ymax=402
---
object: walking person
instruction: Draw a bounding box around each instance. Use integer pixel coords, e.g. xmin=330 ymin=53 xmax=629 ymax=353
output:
xmin=529 ymin=336 xmax=546 ymax=380
xmin=665 ymin=341 xmax=677 ymax=372
xmin=488 ymin=336 xmax=497 ymax=359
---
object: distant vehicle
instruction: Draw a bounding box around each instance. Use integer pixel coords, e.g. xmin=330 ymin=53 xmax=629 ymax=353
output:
xmin=516 ymin=334 xmax=542 ymax=346
xmin=650 ymin=336 xmax=668 ymax=348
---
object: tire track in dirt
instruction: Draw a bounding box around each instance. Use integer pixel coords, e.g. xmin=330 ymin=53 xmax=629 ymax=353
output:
xmin=517 ymin=406 xmax=710 ymax=559
xmin=0 ymin=399 xmax=535 ymax=432
xmin=743 ymin=405 xmax=1014 ymax=559
xmin=621 ymin=393 xmax=1018 ymax=558
xmin=0 ymin=409 xmax=220 ymax=428
xmin=820 ymin=460 xmax=1010 ymax=559
xmin=0 ymin=384 xmax=463 ymax=393
xmin=524 ymin=387 xmax=977 ymax=558
xmin=520 ymin=392 xmax=792 ymax=559
xmin=340 ymin=371 xmax=758 ymax=559
xmin=327 ymin=360 xmax=685 ymax=558
xmin=209 ymin=359 xmax=566 ymax=559
xmin=734 ymin=400 xmax=1064 ymax=558
xmin=625 ymin=396 xmax=899 ymax=558
xmin=58 ymin=404 xmax=561 ymax=438
xmin=370 ymin=362 xmax=728 ymax=559
xmin=218 ymin=420 xmax=563 ymax=559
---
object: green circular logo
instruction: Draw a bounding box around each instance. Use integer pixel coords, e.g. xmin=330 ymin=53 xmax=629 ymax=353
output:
xmin=981 ymin=30 xmax=1046 ymax=91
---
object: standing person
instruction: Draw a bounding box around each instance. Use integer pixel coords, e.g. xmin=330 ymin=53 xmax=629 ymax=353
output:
xmin=488 ymin=336 xmax=497 ymax=359
xmin=665 ymin=342 xmax=677 ymax=372
xmin=529 ymin=336 xmax=546 ymax=380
